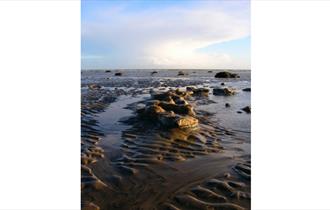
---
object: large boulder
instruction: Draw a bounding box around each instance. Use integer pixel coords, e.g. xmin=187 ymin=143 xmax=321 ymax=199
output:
xmin=214 ymin=71 xmax=239 ymax=78
xmin=213 ymin=87 xmax=237 ymax=96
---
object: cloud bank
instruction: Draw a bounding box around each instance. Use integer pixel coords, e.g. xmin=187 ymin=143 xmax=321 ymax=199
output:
xmin=82 ymin=1 xmax=250 ymax=69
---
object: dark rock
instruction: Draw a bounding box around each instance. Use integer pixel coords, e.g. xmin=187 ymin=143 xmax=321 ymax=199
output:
xmin=208 ymin=70 xmax=213 ymax=73
xmin=242 ymin=87 xmax=251 ymax=92
xmin=221 ymin=82 xmax=225 ymax=86
xmin=115 ymin=72 xmax=122 ymax=76
xmin=237 ymin=111 xmax=242 ymax=114
xmin=225 ymin=103 xmax=230 ymax=108
xmin=214 ymin=71 xmax=239 ymax=78
xmin=151 ymin=71 xmax=158 ymax=75
xmin=192 ymin=88 xmax=209 ymax=97
xmin=178 ymin=71 xmax=186 ymax=76
xmin=241 ymin=106 xmax=251 ymax=113
xmin=105 ymin=70 xmax=111 ymax=73
xmin=213 ymin=87 xmax=236 ymax=96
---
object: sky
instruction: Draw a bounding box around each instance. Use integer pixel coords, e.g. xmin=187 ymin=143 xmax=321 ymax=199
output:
xmin=81 ymin=0 xmax=250 ymax=69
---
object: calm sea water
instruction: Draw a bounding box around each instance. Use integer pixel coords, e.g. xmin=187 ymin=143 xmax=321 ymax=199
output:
xmin=81 ymin=69 xmax=251 ymax=86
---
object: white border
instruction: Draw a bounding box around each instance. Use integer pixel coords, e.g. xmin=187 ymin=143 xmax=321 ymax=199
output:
xmin=0 ymin=1 xmax=80 ymax=209
xmin=252 ymin=1 xmax=330 ymax=209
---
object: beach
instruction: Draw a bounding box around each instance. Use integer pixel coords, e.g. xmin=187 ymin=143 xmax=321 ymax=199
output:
xmin=81 ymin=69 xmax=251 ymax=210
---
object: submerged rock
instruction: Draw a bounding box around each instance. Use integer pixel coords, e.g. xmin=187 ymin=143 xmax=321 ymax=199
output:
xmin=105 ymin=70 xmax=111 ymax=73
xmin=151 ymin=71 xmax=158 ymax=75
xmin=225 ymin=103 xmax=231 ymax=108
xmin=215 ymin=71 xmax=239 ymax=78
xmin=242 ymin=87 xmax=251 ymax=92
xmin=213 ymin=87 xmax=237 ymax=96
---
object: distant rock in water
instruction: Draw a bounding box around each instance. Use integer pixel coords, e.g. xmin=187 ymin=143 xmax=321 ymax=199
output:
xmin=115 ymin=72 xmax=122 ymax=76
xmin=213 ymin=87 xmax=236 ymax=96
xmin=225 ymin=103 xmax=231 ymax=108
xmin=242 ymin=87 xmax=251 ymax=92
xmin=105 ymin=70 xmax=111 ymax=73
xmin=151 ymin=71 xmax=158 ymax=75
xmin=241 ymin=106 xmax=251 ymax=113
xmin=221 ymin=82 xmax=225 ymax=86
xmin=215 ymin=71 xmax=239 ymax=78
xmin=177 ymin=71 xmax=187 ymax=76
xmin=208 ymin=70 xmax=213 ymax=73
xmin=88 ymin=84 xmax=101 ymax=90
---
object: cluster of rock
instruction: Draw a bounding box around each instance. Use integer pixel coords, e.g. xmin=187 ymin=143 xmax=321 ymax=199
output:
xmin=215 ymin=71 xmax=239 ymax=78
xmin=136 ymin=88 xmax=209 ymax=129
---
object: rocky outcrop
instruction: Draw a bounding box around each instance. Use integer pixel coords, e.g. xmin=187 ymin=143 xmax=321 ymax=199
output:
xmin=214 ymin=71 xmax=239 ymax=78
xmin=137 ymin=89 xmax=200 ymax=129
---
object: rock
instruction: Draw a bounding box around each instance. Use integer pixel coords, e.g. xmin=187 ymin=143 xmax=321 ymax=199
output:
xmin=213 ymin=87 xmax=236 ymax=96
xmin=208 ymin=70 xmax=213 ymax=73
xmin=225 ymin=103 xmax=230 ymax=108
xmin=105 ymin=70 xmax=111 ymax=73
xmin=82 ymin=202 xmax=100 ymax=210
xmin=88 ymin=84 xmax=101 ymax=90
xmin=174 ymin=116 xmax=199 ymax=129
xmin=186 ymin=86 xmax=196 ymax=92
xmin=139 ymin=104 xmax=166 ymax=119
xmin=214 ymin=71 xmax=239 ymax=78
xmin=159 ymin=102 xmax=196 ymax=116
xmin=242 ymin=87 xmax=251 ymax=92
xmin=178 ymin=71 xmax=186 ymax=76
xmin=192 ymin=88 xmax=209 ymax=97
xmin=115 ymin=72 xmax=122 ymax=76
xmin=241 ymin=106 xmax=251 ymax=113
xmin=221 ymin=82 xmax=225 ymax=86
xmin=151 ymin=71 xmax=158 ymax=75
xmin=237 ymin=111 xmax=242 ymax=114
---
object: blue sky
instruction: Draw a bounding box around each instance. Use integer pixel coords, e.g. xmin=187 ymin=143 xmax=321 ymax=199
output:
xmin=82 ymin=0 xmax=250 ymax=69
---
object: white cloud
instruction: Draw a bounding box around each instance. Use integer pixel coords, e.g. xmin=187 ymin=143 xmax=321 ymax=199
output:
xmin=82 ymin=2 xmax=250 ymax=69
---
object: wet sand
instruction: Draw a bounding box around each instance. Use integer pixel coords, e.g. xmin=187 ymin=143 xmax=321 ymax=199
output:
xmin=81 ymin=70 xmax=251 ymax=210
